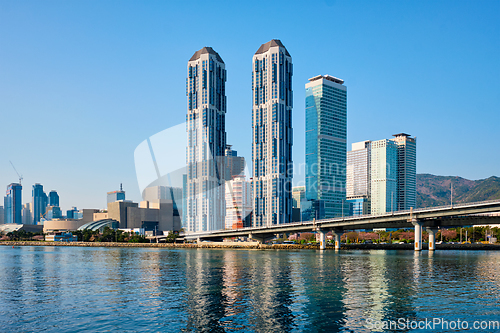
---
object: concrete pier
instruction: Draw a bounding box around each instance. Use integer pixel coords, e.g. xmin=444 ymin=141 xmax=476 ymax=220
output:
xmin=427 ymin=228 xmax=438 ymax=251
xmin=332 ymin=231 xmax=343 ymax=250
xmin=318 ymin=230 xmax=326 ymax=250
xmin=413 ymin=221 xmax=423 ymax=251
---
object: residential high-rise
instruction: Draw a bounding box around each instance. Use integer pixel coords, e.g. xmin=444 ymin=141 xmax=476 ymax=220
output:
xmin=48 ymin=190 xmax=59 ymax=207
xmin=391 ymin=133 xmax=417 ymax=210
xmin=225 ymin=145 xmax=245 ymax=179
xmin=252 ymin=39 xmax=293 ymax=227
xmin=225 ymin=175 xmax=252 ymax=229
xmin=186 ymin=47 xmax=227 ymax=232
xmin=5 ymin=183 xmax=22 ymax=224
xmin=346 ymin=141 xmax=371 ymax=215
xmin=32 ymin=183 xmax=47 ymax=224
xmin=370 ymin=139 xmax=398 ymax=215
xmin=305 ymin=75 xmax=347 ymax=220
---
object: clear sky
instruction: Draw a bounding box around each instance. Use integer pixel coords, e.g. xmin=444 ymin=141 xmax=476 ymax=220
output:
xmin=1 ymin=0 xmax=499 ymax=212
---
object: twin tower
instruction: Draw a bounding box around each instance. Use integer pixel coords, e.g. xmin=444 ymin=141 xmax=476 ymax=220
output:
xmin=185 ymin=40 xmax=293 ymax=232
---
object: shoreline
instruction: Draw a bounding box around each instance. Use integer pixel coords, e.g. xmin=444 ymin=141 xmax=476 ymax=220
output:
xmin=2 ymin=241 xmax=500 ymax=251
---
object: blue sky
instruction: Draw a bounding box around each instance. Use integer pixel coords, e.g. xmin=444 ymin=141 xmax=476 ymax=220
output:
xmin=1 ymin=0 xmax=499 ymax=211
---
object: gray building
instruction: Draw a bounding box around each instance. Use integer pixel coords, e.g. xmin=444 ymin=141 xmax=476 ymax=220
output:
xmin=252 ymin=39 xmax=293 ymax=227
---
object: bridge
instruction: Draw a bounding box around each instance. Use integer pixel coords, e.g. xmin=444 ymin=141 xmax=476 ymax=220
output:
xmin=183 ymin=199 xmax=500 ymax=251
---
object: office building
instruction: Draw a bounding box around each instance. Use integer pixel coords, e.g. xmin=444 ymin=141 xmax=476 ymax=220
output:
xmin=0 ymin=206 xmax=4 ymax=225
xmin=66 ymin=207 xmax=79 ymax=219
xmin=370 ymin=139 xmax=398 ymax=215
xmin=225 ymin=175 xmax=252 ymax=229
xmin=305 ymin=75 xmax=347 ymax=220
xmin=292 ymin=186 xmax=305 ymax=209
xmin=46 ymin=206 xmax=62 ymax=220
xmin=22 ymin=203 xmax=32 ymax=225
xmin=346 ymin=141 xmax=371 ymax=215
xmin=32 ymin=183 xmax=48 ymax=224
xmin=186 ymin=46 xmax=227 ymax=232
xmin=4 ymin=183 xmax=22 ymax=224
xmin=225 ymin=145 xmax=245 ymax=179
xmin=391 ymin=133 xmax=417 ymax=210
xmin=48 ymin=190 xmax=59 ymax=207
xmin=107 ymin=184 xmax=125 ymax=204
xmin=252 ymin=39 xmax=293 ymax=227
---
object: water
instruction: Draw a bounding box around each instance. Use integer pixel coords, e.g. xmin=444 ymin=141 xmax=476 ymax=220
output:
xmin=1 ymin=247 xmax=500 ymax=332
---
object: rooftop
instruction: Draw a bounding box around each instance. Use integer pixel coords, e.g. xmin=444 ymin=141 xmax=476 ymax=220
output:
xmin=308 ymin=75 xmax=344 ymax=85
xmin=392 ymin=133 xmax=412 ymax=137
xmin=255 ymin=39 xmax=290 ymax=56
xmin=189 ymin=47 xmax=224 ymax=63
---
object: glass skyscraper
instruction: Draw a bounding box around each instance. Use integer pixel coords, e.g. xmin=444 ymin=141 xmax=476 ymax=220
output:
xmin=5 ymin=183 xmax=22 ymax=224
xmin=392 ymin=133 xmax=417 ymax=211
xmin=48 ymin=190 xmax=59 ymax=207
xmin=346 ymin=140 xmax=371 ymax=215
xmin=305 ymin=75 xmax=347 ymax=219
xmin=186 ymin=47 xmax=227 ymax=232
xmin=32 ymin=183 xmax=47 ymax=224
xmin=252 ymin=39 xmax=293 ymax=227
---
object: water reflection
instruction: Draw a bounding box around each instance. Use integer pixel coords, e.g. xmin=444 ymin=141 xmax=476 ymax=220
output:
xmin=1 ymin=247 xmax=500 ymax=332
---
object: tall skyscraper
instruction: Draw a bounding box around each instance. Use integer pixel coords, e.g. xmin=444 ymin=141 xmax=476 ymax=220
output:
xmin=370 ymin=139 xmax=398 ymax=215
xmin=186 ymin=47 xmax=227 ymax=232
xmin=48 ymin=190 xmax=59 ymax=207
xmin=5 ymin=183 xmax=22 ymax=224
xmin=391 ymin=133 xmax=417 ymax=210
xmin=346 ymin=141 xmax=371 ymax=215
xmin=252 ymin=39 xmax=293 ymax=227
xmin=305 ymin=75 xmax=347 ymax=220
xmin=0 ymin=206 xmax=4 ymax=224
xmin=32 ymin=183 xmax=47 ymax=224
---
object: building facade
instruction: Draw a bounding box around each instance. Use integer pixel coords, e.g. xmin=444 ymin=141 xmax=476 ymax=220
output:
xmin=22 ymin=203 xmax=32 ymax=224
xmin=186 ymin=47 xmax=227 ymax=232
xmin=225 ymin=176 xmax=252 ymax=229
xmin=370 ymin=139 xmax=398 ymax=215
xmin=48 ymin=190 xmax=59 ymax=207
xmin=346 ymin=140 xmax=371 ymax=215
xmin=391 ymin=133 xmax=417 ymax=211
xmin=32 ymin=183 xmax=47 ymax=224
xmin=252 ymin=39 xmax=293 ymax=227
xmin=305 ymin=75 xmax=347 ymax=220
xmin=5 ymin=183 xmax=22 ymax=224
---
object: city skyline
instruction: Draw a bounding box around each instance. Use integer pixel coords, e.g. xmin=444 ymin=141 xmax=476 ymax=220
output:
xmin=1 ymin=1 xmax=499 ymax=211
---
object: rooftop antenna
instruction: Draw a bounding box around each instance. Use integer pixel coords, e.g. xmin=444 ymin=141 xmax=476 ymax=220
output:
xmin=9 ymin=161 xmax=23 ymax=185
xmin=120 ymin=183 xmax=123 ymax=191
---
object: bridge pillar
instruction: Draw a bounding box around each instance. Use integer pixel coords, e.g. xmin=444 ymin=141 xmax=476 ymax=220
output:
xmin=318 ymin=230 xmax=326 ymax=250
xmin=412 ymin=221 xmax=423 ymax=251
xmin=427 ymin=228 xmax=438 ymax=251
xmin=332 ymin=231 xmax=343 ymax=250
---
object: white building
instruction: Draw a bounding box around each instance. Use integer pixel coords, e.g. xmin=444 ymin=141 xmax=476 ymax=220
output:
xmin=252 ymin=39 xmax=293 ymax=227
xmin=186 ymin=47 xmax=227 ymax=232
xmin=225 ymin=176 xmax=252 ymax=229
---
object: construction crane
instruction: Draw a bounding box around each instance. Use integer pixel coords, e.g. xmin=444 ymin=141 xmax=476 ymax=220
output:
xmin=9 ymin=161 xmax=23 ymax=185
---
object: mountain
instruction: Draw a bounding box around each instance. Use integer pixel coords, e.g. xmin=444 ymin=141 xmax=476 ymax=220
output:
xmin=417 ymin=174 xmax=500 ymax=208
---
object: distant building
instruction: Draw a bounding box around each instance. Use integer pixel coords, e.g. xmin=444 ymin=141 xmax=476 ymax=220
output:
xmin=305 ymin=75 xmax=347 ymax=220
xmin=225 ymin=176 xmax=252 ymax=229
xmin=346 ymin=141 xmax=371 ymax=215
xmin=22 ymin=203 xmax=32 ymax=224
xmin=4 ymin=183 xmax=22 ymax=224
xmin=225 ymin=145 xmax=246 ymax=179
xmin=107 ymin=185 xmax=125 ymax=204
xmin=391 ymin=133 xmax=417 ymax=211
xmin=48 ymin=190 xmax=59 ymax=207
xmin=370 ymin=139 xmax=398 ymax=215
xmin=107 ymin=200 xmax=181 ymax=233
xmin=66 ymin=207 xmax=79 ymax=219
xmin=46 ymin=206 xmax=62 ymax=220
xmin=142 ymin=185 xmax=182 ymax=219
xmin=252 ymin=39 xmax=293 ymax=227
xmin=32 ymin=184 xmax=48 ymax=224
xmin=45 ymin=232 xmax=77 ymax=242
xmin=292 ymin=186 xmax=305 ymax=209
xmin=0 ymin=206 xmax=4 ymax=225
